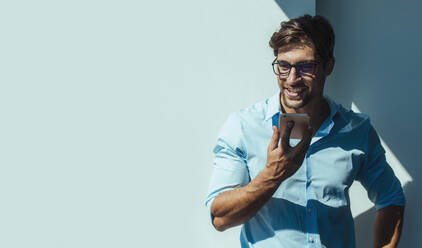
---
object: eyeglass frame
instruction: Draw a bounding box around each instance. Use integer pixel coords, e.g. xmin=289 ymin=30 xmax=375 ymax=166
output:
xmin=272 ymin=58 xmax=321 ymax=78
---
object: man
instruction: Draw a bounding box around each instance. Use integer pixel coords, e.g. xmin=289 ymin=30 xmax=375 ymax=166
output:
xmin=205 ymin=15 xmax=405 ymax=248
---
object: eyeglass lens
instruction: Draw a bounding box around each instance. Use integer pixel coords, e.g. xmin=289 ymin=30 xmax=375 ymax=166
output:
xmin=273 ymin=61 xmax=316 ymax=77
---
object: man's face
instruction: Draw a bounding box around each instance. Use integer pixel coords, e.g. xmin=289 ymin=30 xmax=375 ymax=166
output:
xmin=276 ymin=43 xmax=327 ymax=111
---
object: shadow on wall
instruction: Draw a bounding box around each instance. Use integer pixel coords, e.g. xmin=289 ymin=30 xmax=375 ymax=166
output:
xmin=274 ymin=0 xmax=315 ymax=18
xmin=274 ymin=0 xmax=421 ymax=246
xmin=316 ymin=0 xmax=422 ymax=247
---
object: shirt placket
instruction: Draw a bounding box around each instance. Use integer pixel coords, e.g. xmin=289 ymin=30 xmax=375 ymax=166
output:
xmin=305 ymin=142 xmax=322 ymax=248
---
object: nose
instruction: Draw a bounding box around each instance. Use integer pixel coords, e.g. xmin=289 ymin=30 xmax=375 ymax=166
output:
xmin=286 ymin=66 xmax=301 ymax=84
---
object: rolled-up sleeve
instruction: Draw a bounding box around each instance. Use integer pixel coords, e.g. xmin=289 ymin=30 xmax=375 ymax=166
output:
xmin=205 ymin=113 xmax=250 ymax=220
xmin=357 ymin=123 xmax=406 ymax=210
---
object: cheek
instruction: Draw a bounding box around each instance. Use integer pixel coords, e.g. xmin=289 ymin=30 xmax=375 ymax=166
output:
xmin=303 ymin=80 xmax=314 ymax=90
xmin=311 ymin=82 xmax=325 ymax=95
xmin=306 ymin=77 xmax=325 ymax=92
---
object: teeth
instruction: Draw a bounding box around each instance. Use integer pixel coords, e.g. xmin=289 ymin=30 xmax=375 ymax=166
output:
xmin=286 ymin=90 xmax=299 ymax=95
xmin=285 ymin=88 xmax=303 ymax=98
xmin=287 ymin=88 xmax=302 ymax=93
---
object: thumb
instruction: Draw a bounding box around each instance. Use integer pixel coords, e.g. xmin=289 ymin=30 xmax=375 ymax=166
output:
xmin=268 ymin=126 xmax=280 ymax=152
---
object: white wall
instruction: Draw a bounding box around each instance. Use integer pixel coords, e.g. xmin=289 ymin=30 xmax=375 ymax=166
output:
xmin=317 ymin=0 xmax=421 ymax=246
xmin=4 ymin=0 xmax=415 ymax=247
xmin=0 ymin=1 xmax=309 ymax=247
xmin=10 ymin=1 xmax=414 ymax=247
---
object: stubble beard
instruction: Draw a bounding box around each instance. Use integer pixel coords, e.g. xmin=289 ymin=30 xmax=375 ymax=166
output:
xmin=281 ymin=89 xmax=312 ymax=110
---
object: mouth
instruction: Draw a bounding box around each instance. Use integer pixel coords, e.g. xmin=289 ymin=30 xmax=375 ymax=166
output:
xmin=284 ymin=87 xmax=307 ymax=100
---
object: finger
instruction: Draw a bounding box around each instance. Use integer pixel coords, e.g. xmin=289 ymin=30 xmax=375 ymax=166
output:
xmin=294 ymin=126 xmax=313 ymax=153
xmin=267 ymin=126 xmax=280 ymax=152
xmin=281 ymin=121 xmax=294 ymax=151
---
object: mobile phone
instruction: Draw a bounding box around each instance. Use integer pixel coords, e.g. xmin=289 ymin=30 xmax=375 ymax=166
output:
xmin=278 ymin=113 xmax=310 ymax=139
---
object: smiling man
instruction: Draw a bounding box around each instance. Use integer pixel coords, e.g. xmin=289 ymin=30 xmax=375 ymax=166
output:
xmin=206 ymin=15 xmax=405 ymax=248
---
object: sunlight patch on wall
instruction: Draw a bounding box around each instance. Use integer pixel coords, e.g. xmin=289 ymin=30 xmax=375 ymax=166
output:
xmin=351 ymin=102 xmax=413 ymax=186
xmin=349 ymin=102 xmax=412 ymax=217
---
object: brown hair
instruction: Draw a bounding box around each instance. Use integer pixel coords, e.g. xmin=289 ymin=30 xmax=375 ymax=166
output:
xmin=269 ymin=15 xmax=335 ymax=66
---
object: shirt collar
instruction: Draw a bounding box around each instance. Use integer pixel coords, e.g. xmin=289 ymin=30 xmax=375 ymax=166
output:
xmin=265 ymin=91 xmax=281 ymax=121
xmin=315 ymin=96 xmax=340 ymax=136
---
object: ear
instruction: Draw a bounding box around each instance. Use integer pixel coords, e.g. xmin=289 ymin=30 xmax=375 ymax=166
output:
xmin=324 ymin=57 xmax=335 ymax=76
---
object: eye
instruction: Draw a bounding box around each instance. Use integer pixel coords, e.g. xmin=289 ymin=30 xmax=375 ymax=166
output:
xmin=278 ymin=63 xmax=291 ymax=73
xmin=298 ymin=63 xmax=315 ymax=73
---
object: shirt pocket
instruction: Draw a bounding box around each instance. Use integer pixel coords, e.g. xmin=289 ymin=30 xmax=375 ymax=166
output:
xmin=308 ymin=146 xmax=363 ymax=207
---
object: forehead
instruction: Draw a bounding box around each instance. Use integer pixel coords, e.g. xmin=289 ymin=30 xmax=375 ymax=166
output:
xmin=276 ymin=43 xmax=316 ymax=63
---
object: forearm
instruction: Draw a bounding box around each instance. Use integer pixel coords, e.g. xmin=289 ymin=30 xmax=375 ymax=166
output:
xmin=211 ymin=165 xmax=286 ymax=231
xmin=210 ymin=124 xmax=311 ymax=232
xmin=373 ymin=205 xmax=404 ymax=248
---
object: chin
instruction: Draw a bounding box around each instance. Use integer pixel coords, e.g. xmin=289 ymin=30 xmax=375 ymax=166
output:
xmin=285 ymin=100 xmax=306 ymax=110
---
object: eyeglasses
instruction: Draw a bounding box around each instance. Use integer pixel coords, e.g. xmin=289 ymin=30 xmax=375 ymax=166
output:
xmin=272 ymin=58 xmax=320 ymax=78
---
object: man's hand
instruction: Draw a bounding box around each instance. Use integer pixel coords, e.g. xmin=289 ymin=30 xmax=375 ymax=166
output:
xmin=210 ymin=121 xmax=313 ymax=231
xmin=266 ymin=122 xmax=313 ymax=181
xmin=373 ymin=205 xmax=404 ymax=248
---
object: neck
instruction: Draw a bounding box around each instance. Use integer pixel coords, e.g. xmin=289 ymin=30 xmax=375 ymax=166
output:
xmin=280 ymin=96 xmax=330 ymax=132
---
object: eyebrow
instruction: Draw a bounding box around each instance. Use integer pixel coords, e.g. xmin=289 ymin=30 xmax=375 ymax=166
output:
xmin=277 ymin=59 xmax=317 ymax=64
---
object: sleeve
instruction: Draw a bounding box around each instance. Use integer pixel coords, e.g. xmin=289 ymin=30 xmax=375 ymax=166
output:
xmin=205 ymin=112 xmax=250 ymax=221
xmin=356 ymin=122 xmax=406 ymax=211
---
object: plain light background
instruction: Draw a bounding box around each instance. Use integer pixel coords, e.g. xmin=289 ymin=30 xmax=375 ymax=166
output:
xmin=0 ymin=1 xmax=295 ymax=247
xmin=0 ymin=0 xmax=418 ymax=247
